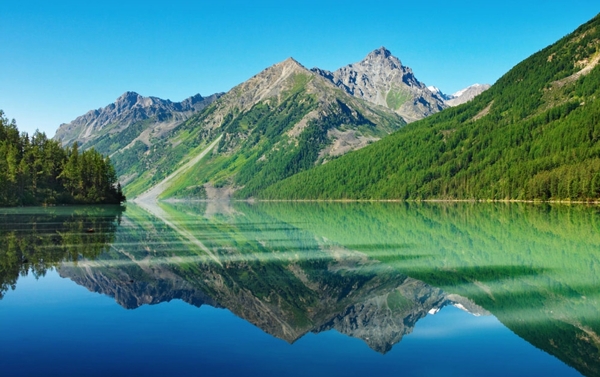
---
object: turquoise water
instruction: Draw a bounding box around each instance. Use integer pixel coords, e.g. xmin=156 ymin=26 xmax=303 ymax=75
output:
xmin=0 ymin=202 xmax=598 ymax=376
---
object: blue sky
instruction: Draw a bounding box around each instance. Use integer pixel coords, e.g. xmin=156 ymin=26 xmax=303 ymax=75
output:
xmin=2 ymin=1 xmax=599 ymax=136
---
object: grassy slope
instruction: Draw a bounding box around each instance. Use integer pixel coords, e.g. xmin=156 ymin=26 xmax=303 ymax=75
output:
xmin=261 ymin=14 xmax=600 ymax=201
xmin=119 ymin=106 xmax=221 ymax=198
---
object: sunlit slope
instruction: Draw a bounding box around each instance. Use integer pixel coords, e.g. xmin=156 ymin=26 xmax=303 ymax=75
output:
xmin=261 ymin=14 xmax=600 ymax=201
xmin=120 ymin=59 xmax=405 ymax=199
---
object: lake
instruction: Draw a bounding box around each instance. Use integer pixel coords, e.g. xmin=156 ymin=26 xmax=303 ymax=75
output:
xmin=1 ymin=202 xmax=599 ymax=376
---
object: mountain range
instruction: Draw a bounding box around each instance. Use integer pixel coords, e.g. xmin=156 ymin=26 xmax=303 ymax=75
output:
xmin=53 ymin=14 xmax=600 ymax=203
xmin=53 ymin=48 xmax=488 ymax=200
xmin=54 ymin=91 xmax=222 ymax=155
xmin=261 ymin=14 xmax=600 ymax=201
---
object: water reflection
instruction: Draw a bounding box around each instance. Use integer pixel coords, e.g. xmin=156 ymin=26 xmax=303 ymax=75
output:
xmin=2 ymin=201 xmax=600 ymax=376
xmin=57 ymin=202 xmax=490 ymax=353
xmin=0 ymin=206 xmax=122 ymax=299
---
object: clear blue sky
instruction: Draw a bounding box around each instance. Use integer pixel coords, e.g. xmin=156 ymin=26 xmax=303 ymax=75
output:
xmin=2 ymin=1 xmax=599 ymax=136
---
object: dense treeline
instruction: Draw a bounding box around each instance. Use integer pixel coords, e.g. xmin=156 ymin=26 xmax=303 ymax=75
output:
xmin=260 ymin=14 xmax=600 ymax=201
xmin=0 ymin=111 xmax=125 ymax=206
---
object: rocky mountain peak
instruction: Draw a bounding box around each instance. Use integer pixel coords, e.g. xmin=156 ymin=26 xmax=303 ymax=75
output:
xmin=445 ymin=83 xmax=491 ymax=107
xmin=281 ymin=57 xmax=302 ymax=66
xmin=314 ymin=47 xmax=445 ymax=122
xmin=362 ymin=46 xmax=403 ymax=70
xmin=180 ymin=93 xmax=206 ymax=108
xmin=117 ymin=91 xmax=141 ymax=101
xmin=115 ymin=91 xmax=144 ymax=108
xmin=369 ymin=46 xmax=393 ymax=58
xmin=215 ymin=57 xmax=313 ymax=115
xmin=427 ymin=86 xmax=451 ymax=100
xmin=53 ymin=90 xmax=221 ymax=147
xmin=270 ymin=57 xmax=309 ymax=77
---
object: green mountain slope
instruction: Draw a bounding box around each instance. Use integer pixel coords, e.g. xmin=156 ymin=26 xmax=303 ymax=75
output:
xmin=120 ymin=58 xmax=405 ymax=199
xmin=261 ymin=14 xmax=600 ymax=201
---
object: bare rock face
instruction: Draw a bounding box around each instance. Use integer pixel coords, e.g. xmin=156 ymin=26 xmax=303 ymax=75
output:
xmin=314 ymin=47 xmax=447 ymax=123
xmin=445 ymin=84 xmax=491 ymax=106
xmin=53 ymin=91 xmax=222 ymax=147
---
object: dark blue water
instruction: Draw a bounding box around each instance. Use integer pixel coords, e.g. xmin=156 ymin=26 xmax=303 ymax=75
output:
xmin=0 ymin=270 xmax=580 ymax=377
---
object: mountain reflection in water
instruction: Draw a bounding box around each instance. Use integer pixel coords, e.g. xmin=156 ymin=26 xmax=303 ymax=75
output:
xmin=1 ymin=202 xmax=599 ymax=376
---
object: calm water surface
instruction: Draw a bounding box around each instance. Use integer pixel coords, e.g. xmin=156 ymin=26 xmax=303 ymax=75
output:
xmin=0 ymin=202 xmax=598 ymax=376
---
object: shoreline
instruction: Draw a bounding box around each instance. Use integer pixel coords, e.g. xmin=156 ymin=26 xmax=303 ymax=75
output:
xmin=149 ymin=197 xmax=600 ymax=206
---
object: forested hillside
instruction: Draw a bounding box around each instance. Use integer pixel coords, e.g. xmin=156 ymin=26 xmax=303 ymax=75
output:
xmin=260 ymin=14 xmax=600 ymax=201
xmin=0 ymin=111 xmax=125 ymax=206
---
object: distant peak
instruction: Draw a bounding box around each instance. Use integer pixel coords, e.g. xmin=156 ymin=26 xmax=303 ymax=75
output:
xmin=117 ymin=91 xmax=142 ymax=103
xmin=362 ymin=46 xmax=402 ymax=68
xmin=280 ymin=57 xmax=304 ymax=67
xmin=271 ymin=57 xmax=309 ymax=73
xmin=369 ymin=46 xmax=392 ymax=58
xmin=119 ymin=91 xmax=140 ymax=98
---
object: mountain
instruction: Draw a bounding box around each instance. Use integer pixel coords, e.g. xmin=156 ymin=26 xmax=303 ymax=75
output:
xmin=53 ymin=91 xmax=222 ymax=154
xmin=427 ymin=86 xmax=452 ymax=100
xmin=428 ymin=84 xmax=492 ymax=106
xmin=117 ymin=57 xmax=405 ymax=199
xmin=314 ymin=47 xmax=447 ymax=123
xmin=260 ymin=14 xmax=600 ymax=201
xmin=445 ymin=84 xmax=491 ymax=106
